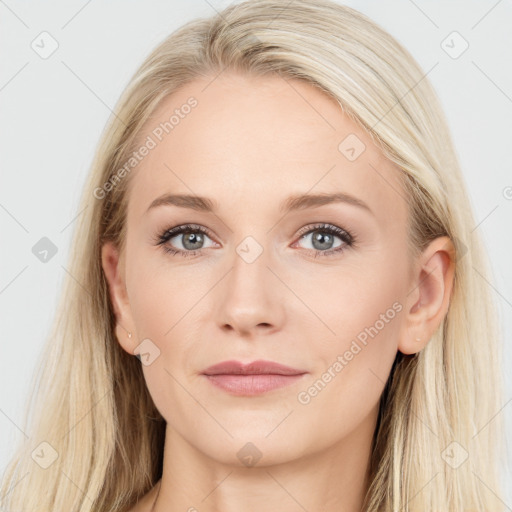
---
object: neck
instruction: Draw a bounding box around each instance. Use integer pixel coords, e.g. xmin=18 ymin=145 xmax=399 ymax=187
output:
xmin=151 ymin=405 xmax=378 ymax=512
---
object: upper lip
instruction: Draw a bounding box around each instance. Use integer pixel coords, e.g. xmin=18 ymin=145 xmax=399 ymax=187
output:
xmin=202 ymin=360 xmax=307 ymax=376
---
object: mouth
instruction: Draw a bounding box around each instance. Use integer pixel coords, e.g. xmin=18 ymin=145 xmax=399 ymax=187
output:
xmin=201 ymin=360 xmax=308 ymax=396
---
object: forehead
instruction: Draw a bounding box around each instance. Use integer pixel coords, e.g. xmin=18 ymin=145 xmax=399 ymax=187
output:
xmin=126 ymin=72 xmax=407 ymax=224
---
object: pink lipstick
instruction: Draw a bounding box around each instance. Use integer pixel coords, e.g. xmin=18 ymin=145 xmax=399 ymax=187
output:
xmin=202 ymin=360 xmax=307 ymax=396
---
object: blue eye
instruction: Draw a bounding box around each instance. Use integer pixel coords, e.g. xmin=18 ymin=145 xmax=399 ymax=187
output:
xmin=153 ymin=222 xmax=354 ymax=258
xmin=294 ymin=223 xmax=354 ymax=257
xmin=155 ymin=223 xmax=215 ymax=258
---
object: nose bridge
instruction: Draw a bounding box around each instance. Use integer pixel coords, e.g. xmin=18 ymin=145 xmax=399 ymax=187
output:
xmin=214 ymin=232 xmax=284 ymax=335
xmin=229 ymin=233 xmax=274 ymax=306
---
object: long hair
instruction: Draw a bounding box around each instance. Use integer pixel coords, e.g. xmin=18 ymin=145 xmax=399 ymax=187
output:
xmin=1 ymin=1 xmax=505 ymax=510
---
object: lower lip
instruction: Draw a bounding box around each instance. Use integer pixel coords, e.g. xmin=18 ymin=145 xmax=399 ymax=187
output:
xmin=204 ymin=374 xmax=306 ymax=396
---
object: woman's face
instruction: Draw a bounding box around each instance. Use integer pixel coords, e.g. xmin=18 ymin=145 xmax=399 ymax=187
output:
xmin=104 ymin=71 xmax=418 ymax=466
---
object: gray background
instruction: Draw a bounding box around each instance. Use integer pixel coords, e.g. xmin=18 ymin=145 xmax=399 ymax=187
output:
xmin=1 ymin=0 xmax=511 ymax=505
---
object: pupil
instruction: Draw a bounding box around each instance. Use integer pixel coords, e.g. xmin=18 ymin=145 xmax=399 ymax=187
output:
xmin=312 ymin=231 xmax=333 ymax=250
xmin=183 ymin=232 xmax=203 ymax=250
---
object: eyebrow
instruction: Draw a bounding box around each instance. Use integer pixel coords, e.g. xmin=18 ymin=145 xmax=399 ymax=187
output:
xmin=145 ymin=192 xmax=373 ymax=216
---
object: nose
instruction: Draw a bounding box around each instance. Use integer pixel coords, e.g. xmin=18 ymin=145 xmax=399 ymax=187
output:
xmin=214 ymin=243 xmax=285 ymax=338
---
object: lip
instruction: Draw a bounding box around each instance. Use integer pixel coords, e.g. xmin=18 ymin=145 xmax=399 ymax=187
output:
xmin=202 ymin=359 xmax=306 ymax=376
xmin=202 ymin=360 xmax=308 ymax=396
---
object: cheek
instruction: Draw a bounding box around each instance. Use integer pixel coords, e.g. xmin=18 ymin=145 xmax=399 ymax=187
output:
xmin=294 ymin=258 xmax=405 ymax=426
xmin=303 ymin=254 xmax=405 ymax=351
xmin=126 ymin=275 xmax=192 ymax=424
xmin=124 ymin=250 xmax=207 ymax=413
xmin=129 ymin=281 xmax=174 ymax=340
xmin=126 ymin=244 xmax=200 ymax=339
xmin=295 ymin=306 xmax=402 ymax=444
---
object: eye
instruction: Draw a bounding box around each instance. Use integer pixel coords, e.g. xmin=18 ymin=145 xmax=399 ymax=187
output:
xmin=153 ymin=222 xmax=355 ymax=259
xmin=293 ymin=223 xmax=354 ymax=257
xmin=154 ymin=223 xmax=217 ymax=258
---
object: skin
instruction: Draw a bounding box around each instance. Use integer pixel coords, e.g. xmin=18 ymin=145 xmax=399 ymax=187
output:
xmin=102 ymin=71 xmax=455 ymax=512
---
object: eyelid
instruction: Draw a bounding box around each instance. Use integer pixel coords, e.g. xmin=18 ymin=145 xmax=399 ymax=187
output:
xmin=295 ymin=222 xmax=353 ymax=242
xmin=291 ymin=222 xmax=354 ymax=256
xmin=160 ymin=224 xmax=218 ymax=246
xmin=154 ymin=222 xmax=355 ymax=258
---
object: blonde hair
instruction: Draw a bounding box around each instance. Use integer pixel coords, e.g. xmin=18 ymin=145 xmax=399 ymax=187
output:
xmin=1 ymin=1 xmax=505 ymax=510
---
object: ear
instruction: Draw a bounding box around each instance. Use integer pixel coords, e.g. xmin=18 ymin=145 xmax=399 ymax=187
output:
xmin=398 ymin=236 xmax=455 ymax=355
xmin=101 ymin=241 xmax=137 ymax=355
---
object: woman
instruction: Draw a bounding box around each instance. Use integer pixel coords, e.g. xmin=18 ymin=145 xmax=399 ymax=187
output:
xmin=0 ymin=0 xmax=505 ymax=510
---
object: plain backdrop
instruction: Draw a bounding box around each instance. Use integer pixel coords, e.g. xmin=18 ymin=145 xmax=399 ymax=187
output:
xmin=1 ymin=0 xmax=511 ymax=505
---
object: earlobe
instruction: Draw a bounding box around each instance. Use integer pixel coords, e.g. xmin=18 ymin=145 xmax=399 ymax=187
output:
xmin=398 ymin=236 xmax=455 ymax=355
xmin=101 ymin=241 xmax=136 ymax=354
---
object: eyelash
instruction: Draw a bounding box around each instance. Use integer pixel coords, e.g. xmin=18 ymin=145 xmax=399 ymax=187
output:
xmin=153 ymin=222 xmax=355 ymax=259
